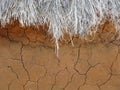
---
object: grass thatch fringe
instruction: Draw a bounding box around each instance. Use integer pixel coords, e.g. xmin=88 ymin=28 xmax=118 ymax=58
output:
xmin=0 ymin=0 xmax=120 ymax=55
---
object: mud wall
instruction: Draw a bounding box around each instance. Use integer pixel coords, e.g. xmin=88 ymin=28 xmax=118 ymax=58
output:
xmin=0 ymin=21 xmax=120 ymax=90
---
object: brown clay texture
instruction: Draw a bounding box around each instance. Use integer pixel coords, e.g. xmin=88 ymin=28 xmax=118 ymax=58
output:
xmin=0 ymin=21 xmax=120 ymax=90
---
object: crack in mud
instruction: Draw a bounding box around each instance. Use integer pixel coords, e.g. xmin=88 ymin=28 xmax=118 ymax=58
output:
xmin=63 ymin=73 xmax=75 ymax=90
xmin=7 ymin=66 xmax=19 ymax=80
xmin=74 ymin=45 xmax=82 ymax=75
xmin=98 ymin=46 xmax=120 ymax=88
xmin=19 ymin=44 xmax=31 ymax=90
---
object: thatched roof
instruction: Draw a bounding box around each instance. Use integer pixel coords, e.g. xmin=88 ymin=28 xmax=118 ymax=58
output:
xmin=0 ymin=0 xmax=120 ymax=54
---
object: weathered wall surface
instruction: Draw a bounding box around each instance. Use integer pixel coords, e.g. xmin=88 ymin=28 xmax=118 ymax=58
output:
xmin=0 ymin=21 xmax=120 ymax=90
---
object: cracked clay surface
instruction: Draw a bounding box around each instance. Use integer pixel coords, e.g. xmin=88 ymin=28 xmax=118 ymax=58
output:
xmin=0 ymin=21 xmax=120 ymax=90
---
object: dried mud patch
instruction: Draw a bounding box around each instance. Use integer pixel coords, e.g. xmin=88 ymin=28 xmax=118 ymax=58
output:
xmin=0 ymin=21 xmax=120 ymax=90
